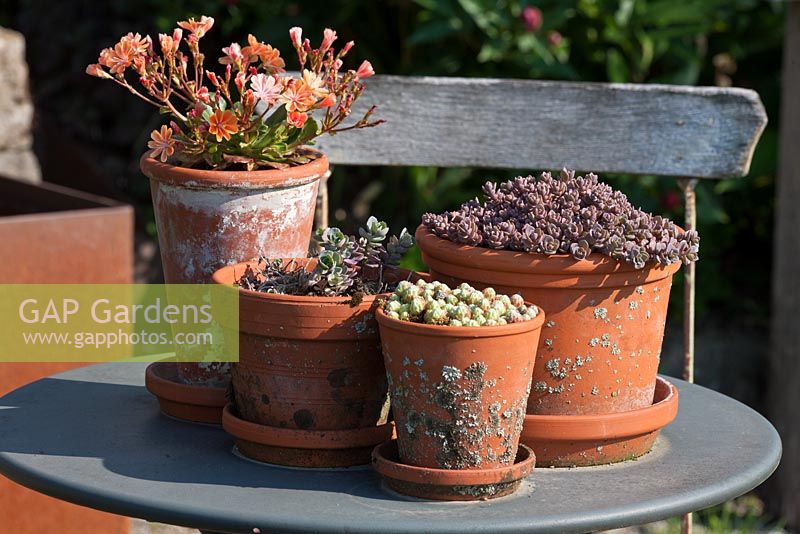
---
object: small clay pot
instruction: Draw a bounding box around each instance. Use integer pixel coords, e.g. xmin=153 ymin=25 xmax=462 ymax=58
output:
xmin=372 ymin=440 xmax=535 ymax=501
xmin=375 ymin=307 xmax=544 ymax=471
xmin=223 ymin=404 xmax=394 ymax=468
xmin=213 ymin=260 xmax=415 ymax=466
xmin=521 ymin=376 xmax=678 ymax=467
xmin=144 ymin=363 xmax=227 ymax=424
xmin=416 ymin=225 xmax=680 ymax=416
xmin=141 ymin=151 xmax=327 ymax=387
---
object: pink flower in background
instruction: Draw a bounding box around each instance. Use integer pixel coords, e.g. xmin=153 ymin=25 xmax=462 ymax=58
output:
xmin=356 ymin=60 xmax=374 ymax=78
xmin=250 ymin=74 xmax=282 ymax=104
xmin=521 ymin=6 xmax=543 ymax=32
xmin=147 ymin=125 xmax=175 ymax=162
xmin=547 ymin=31 xmax=562 ymax=46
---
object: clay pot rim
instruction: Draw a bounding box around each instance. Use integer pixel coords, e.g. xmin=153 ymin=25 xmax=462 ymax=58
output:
xmin=222 ymin=404 xmax=395 ymax=449
xmin=415 ymin=225 xmax=683 ymax=278
xmin=372 ymin=440 xmax=535 ymax=486
xmin=523 ymin=377 xmax=679 ymax=441
xmin=145 ymin=362 xmax=227 ymax=406
xmin=140 ymin=149 xmax=329 ymax=189
xmin=375 ymin=305 xmax=545 ymax=338
xmin=213 ymin=259 xmax=414 ymax=306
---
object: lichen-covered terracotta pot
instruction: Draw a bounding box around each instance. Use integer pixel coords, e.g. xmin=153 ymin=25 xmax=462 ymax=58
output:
xmin=212 ymin=260 xmax=415 ymax=467
xmin=416 ymin=225 xmax=680 ymax=417
xmin=375 ymin=306 xmax=544 ymax=470
xmin=141 ymin=153 xmax=327 ymax=386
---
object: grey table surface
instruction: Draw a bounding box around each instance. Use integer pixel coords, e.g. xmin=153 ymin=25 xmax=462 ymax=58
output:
xmin=0 ymin=363 xmax=781 ymax=534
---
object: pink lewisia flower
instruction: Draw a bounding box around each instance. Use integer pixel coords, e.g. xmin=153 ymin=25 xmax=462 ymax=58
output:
xmin=287 ymin=111 xmax=308 ymax=128
xmin=177 ymin=16 xmax=215 ymax=38
xmin=220 ymin=42 xmax=244 ymax=65
xmin=547 ymin=31 xmax=562 ymax=46
xmin=159 ymin=33 xmax=175 ymax=54
xmin=147 ymin=125 xmax=175 ymax=162
xmin=355 ymin=60 xmax=374 ymax=78
xmin=521 ymin=6 xmax=543 ymax=32
xmin=289 ymin=27 xmax=302 ymax=48
xmin=85 ymin=64 xmax=110 ymax=78
xmin=302 ymin=69 xmax=329 ymax=97
xmin=321 ymin=28 xmax=337 ymax=51
xmin=250 ymin=74 xmax=282 ymax=104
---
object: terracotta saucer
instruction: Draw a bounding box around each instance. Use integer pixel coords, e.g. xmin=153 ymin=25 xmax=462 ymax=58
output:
xmin=222 ymin=404 xmax=395 ymax=468
xmin=145 ymin=362 xmax=226 ymax=425
xmin=521 ymin=376 xmax=679 ymax=467
xmin=371 ymin=440 xmax=535 ymax=501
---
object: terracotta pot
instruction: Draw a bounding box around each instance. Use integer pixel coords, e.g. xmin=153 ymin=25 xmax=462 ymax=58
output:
xmin=212 ymin=260 xmax=414 ymax=466
xmin=372 ymin=440 xmax=535 ymax=501
xmin=416 ymin=225 xmax=680 ymax=416
xmin=375 ymin=307 xmax=544 ymax=471
xmin=521 ymin=376 xmax=678 ymax=467
xmin=141 ymin=152 xmax=327 ymax=387
xmin=145 ymin=363 xmax=226 ymax=424
xmin=223 ymin=404 xmax=394 ymax=468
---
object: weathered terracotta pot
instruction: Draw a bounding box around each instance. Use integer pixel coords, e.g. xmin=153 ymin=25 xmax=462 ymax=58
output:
xmin=145 ymin=362 xmax=226 ymax=424
xmin=212 ymin=259 xmax=413 ymax=467
xmin=372 ymin=440 xmax=536 ymax=501
xmin=223 ymin=404 xmax=394 ymax=468
xmin=521 ymin=376 xmax=678 ymax=467
xmin=375 ymin=307 xmax=544 ymax=471
xmin=416 ymin=226 xmax=680 ymax=416
xmin=141 ymin=153 xmax=327 ymax=387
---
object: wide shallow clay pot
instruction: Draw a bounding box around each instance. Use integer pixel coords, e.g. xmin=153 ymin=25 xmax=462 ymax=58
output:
xmin=213 ymin=259 xmax=414 ymax=467
xmin=521 ymin=376 xmax=678 ymax=467
xmin=372 ymin=440 xmax=536 ymax=501
xmin=141 ymin=152 xmax=328 ymax=387
xmin=416 ymin=225 xmax=680 ymax=417
xmin=375 ymin=307 xmax=544 ymax=471
xmin=144 ymin=362 xmax=227 ymax=424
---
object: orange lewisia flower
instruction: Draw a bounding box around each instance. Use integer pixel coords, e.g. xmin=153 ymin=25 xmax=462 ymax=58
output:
xmin=278 ymin=79 xmax=316 ymax=113
xmin=207 ymin=109 xmax=239 ymax=142
xmin=177 ymin=16 xmax=215 ymax=38
xmin=147 ymin=125 xmax=175 ymax=162
xmin=242 ymin=34 xmax=285 ymax=72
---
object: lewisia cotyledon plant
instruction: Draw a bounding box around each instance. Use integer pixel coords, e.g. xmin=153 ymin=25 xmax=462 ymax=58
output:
xmin=87 ymin=17 xmax=382 ymax=170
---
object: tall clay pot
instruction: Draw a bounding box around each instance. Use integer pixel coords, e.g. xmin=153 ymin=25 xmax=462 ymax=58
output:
xmin=140 ymin=153 xmax=327 ymax=386
xmin=416 ymin=225 xmax=680 ymax=416
xmin=212 ymin=260 xmax=412 ymax=467
xmin=375 ymin=307 xmax=544 ymax=470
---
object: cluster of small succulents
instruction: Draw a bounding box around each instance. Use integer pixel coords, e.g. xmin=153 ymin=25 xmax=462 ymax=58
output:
xmin=421 ymin=169 xmax=699 ymax=269
xmin=238 ymin=217 xmax=413 ymax=296
xmin=382 ymin=280 xmax=539 ymax=326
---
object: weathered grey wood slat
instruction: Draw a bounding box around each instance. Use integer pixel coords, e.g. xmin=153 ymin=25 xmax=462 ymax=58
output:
xmin=314 ymin=76 xmax=767 ymax=178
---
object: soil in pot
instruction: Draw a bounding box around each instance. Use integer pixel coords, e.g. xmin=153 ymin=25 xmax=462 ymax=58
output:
xmin=416 ymin=226 xmax=680 ymax=417
xmin=141 ymin=151 xmax=328 ymax=387
xmin=212 ymin=260 xmax=415 ymax=467
xmin=375 ymin=306 xmax=545 ymax=470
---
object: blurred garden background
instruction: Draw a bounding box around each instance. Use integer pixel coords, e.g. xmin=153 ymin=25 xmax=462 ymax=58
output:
xmin=0 ymin=0 xmax=792 ymax=532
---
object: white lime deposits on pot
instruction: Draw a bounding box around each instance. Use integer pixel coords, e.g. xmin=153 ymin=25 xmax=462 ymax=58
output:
xmin=382 ymin=280 xmax=538 ymax=326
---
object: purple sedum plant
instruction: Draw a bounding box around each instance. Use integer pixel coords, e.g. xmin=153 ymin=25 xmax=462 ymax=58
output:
xmin=421 ymin=169 xmax=699 ymax=269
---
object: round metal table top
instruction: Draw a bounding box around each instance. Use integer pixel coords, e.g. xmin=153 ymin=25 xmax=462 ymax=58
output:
xmin=0 ymin=363 xmax=781 ymax=534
